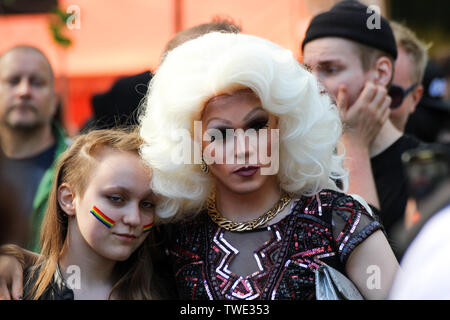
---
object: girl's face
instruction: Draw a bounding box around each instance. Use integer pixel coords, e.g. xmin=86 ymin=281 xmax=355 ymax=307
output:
xmin=201 ymin=89 xmax=279 ymax=195
xmin=63 ymin=149 xmax=155 ymax=262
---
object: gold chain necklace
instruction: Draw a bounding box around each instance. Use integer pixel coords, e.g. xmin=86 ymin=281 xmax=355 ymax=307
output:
xmin=207 ymin=191 xmax=292 ymax=232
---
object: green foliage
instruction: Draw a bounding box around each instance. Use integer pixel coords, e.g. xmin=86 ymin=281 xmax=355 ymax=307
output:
xmin=49 ymin=5 xmax=72 ymax=48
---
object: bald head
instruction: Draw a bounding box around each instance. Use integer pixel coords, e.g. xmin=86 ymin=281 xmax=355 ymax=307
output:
xmin=161 ymin=19 xmax=241 ymax=62
xmin=0 ymin=46 xmax=54 ymax=84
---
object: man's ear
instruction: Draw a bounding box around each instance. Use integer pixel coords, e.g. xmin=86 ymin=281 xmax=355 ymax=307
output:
xmin=58 ymin=183 xmax=76 ymax=216
xmin=373 ymin=56 xmax=393 ymax=87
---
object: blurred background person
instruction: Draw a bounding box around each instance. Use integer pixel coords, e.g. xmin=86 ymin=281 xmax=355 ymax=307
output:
xmin=80 ymin=70 xmax=152 ymax=132
xmin=405 ymin=60 xmax=450 ymax=146
xmin=389 ymin=145 xmax=450 ymax=299
xmin=81 ymin=17 xmax=241 ymax=133
xmin=389 ymin=21 xmax=429 ymax=133
xmin=0 ymin=154 xmax=27 ymax=246
xmin=439 ymin=55 xmax=450 ymax=101
xmin=0 ymin=45 xmax=70 ymax=252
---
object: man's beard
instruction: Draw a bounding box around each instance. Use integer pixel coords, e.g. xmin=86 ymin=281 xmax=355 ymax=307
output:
xmin=1 ymin=107 xmax=45 ymax=134
xmin=4 ymin=120 xmax=45 ymax=133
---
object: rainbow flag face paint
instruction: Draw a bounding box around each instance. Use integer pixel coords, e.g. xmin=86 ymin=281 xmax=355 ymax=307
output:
xmin=90 ymin=206 xmax=116 ymax=229
xmin=142 ymin=223 xmax=154 ymax=233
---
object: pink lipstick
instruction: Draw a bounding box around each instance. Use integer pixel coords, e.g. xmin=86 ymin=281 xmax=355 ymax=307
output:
xmin=233 ymin=165 xmax=259 ymax=177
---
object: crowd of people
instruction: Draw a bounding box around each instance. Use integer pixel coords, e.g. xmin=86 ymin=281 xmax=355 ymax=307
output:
xmin=0 ymin=0 xmax=449 ymax=301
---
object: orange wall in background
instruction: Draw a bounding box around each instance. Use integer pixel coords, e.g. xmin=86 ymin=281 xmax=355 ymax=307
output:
xmin=0 ymin=0 xmax=385 ymax=135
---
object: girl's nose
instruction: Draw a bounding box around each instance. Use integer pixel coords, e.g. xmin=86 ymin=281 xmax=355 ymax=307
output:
xmin=122 ymin=203 xmax=141 ymax=227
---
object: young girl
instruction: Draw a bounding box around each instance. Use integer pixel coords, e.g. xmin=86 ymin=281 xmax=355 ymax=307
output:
xmin=22 ymin=129 xmax=158 ymax=300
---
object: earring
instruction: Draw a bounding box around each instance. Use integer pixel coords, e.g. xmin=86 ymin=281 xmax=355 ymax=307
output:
xmin=200 ymin=158 xmax=209 ymax=174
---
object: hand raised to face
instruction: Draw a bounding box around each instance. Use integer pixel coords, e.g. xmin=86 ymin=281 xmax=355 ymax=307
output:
xmin=337 ymin=81 xmax=391 ymax=147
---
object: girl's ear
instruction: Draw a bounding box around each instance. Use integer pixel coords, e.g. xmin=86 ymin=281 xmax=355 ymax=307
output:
xmin=58 ymin=183 xmax=76 ymax=216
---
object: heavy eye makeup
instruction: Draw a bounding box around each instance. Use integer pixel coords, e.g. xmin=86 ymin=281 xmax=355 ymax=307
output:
xmin=246 ymin=116 xmax=270 ymax=131
xmin=206 ymin=115 xmax=270 ymax=143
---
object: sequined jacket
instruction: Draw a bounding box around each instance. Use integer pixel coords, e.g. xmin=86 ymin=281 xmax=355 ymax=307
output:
xmin=165 ymin=189 xmax=383 ymax=300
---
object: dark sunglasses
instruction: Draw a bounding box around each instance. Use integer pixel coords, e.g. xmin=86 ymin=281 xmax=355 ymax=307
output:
xmin=388 ymin=83 xmax=418 ymax=109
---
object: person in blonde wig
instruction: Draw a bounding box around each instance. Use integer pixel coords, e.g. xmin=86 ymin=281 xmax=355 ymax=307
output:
xmin=139 ymin=32 xmax=398 ymax=300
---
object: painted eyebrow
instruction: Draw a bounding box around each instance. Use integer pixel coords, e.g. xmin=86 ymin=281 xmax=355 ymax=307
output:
xmin=206 ymin=107 xmax=264 ymax=125
xmin=243 ymin=106 xmax=265 ymax=121
xmin=205 ymin=106 xmax=266 ymax=127
xmin=206 ymin=117 xmax=232 ymax=126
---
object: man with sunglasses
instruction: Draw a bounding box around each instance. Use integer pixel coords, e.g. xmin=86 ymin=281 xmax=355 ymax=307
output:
xmin=302 ymin=1 xmax=423 ymax=258
xmin=389 ymin=21 xmax=428 ymax=132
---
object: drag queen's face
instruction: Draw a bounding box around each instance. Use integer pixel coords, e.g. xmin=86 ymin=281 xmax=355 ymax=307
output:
xmin=201 ymin=88 xmax=279 ymax=195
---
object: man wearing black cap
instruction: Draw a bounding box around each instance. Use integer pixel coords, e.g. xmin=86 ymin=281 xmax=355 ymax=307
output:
xmin=302 ymin=0 xmax=422 ymax=257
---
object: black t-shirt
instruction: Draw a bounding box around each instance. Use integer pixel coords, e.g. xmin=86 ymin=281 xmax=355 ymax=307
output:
xmin=371 ymin=134 xmax=421 ymax=255
xmin=2 ymin=143 xmax=57 ymax=220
